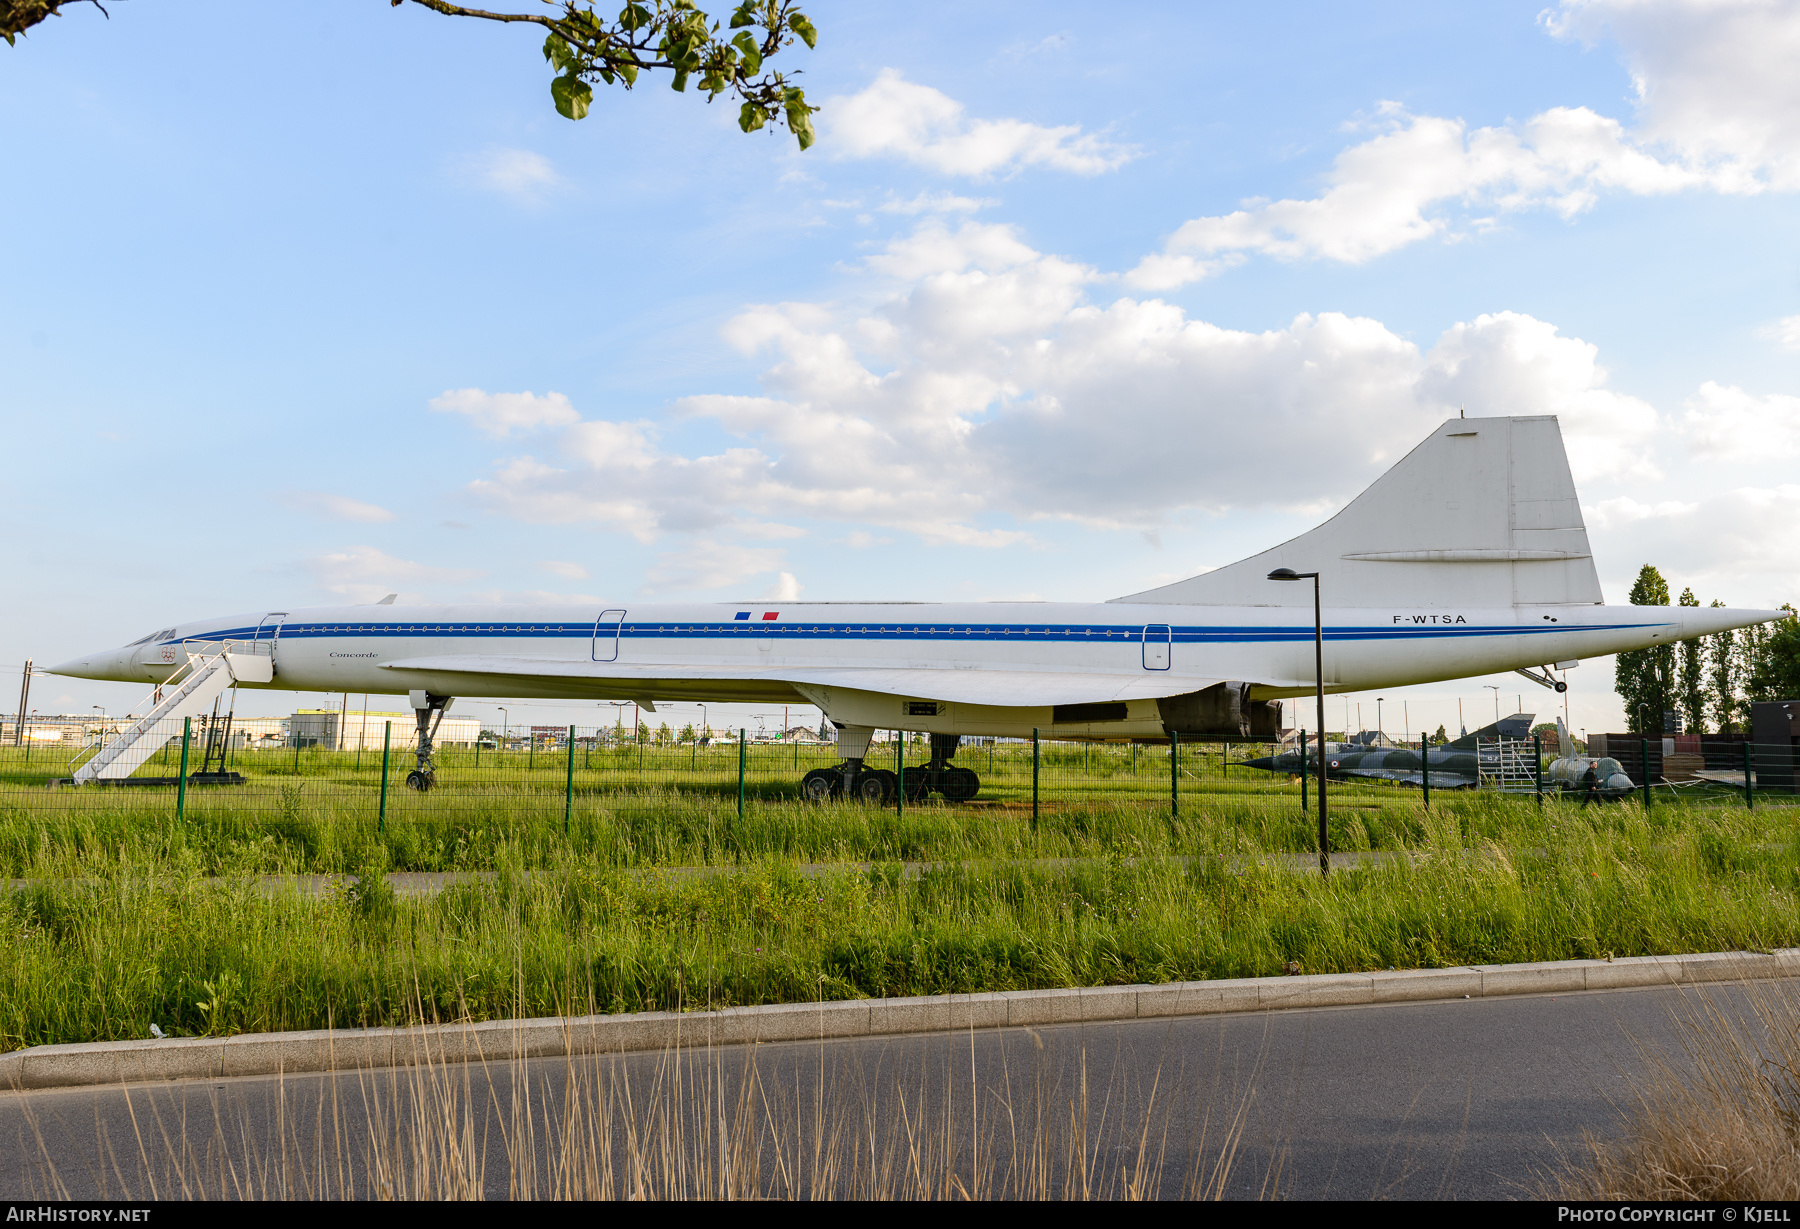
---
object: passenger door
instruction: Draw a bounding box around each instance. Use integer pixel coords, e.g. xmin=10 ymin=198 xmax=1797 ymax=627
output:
xmin=592 ymin=609 xmax=627 ymax=662
xmin=1142 ymin=624 xmax=1172 ymax=670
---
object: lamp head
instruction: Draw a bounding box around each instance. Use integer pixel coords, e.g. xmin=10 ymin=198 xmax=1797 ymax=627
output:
xmin=1267 ymin=568 xmax=1300 ymax=581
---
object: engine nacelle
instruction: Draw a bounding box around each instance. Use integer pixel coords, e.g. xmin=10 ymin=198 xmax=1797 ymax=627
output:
xmin=1156 ymin=682 xmax=1282 ymax=741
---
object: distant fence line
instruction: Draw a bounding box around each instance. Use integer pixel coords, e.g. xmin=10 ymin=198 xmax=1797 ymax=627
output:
xmin=1 ymin=717 xmax=1797 ymax=827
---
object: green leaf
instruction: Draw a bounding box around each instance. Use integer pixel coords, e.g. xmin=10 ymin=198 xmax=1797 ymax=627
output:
xmin=732 ymin=30 xmax=763 ymax=74
xmin=618 ymin=61 xmax=638 ymax=86
xmin=552 ymin=74 xmax=593 ymax=120
xmin=788 ymin=13 xmax=817 ymax=48
xmin=738 ymin=101 xmax=768 ymax=133
xmin=729 ymin=1 xmax=758 ymax=29
xmin=671 ymin=68 xmax=689 ymax=93
xmin=783 ymin=90 xmax=815 ymax=150
xmin=619 ymin=3 xmax=651 ymax=31
xmin=543 ymin=33 xmax=573 ymax=72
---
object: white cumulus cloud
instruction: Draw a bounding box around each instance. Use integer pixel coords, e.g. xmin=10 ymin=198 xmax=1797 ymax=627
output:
xmin=430 ymin=388 xmax=581 ymax=438
xmin=457 ymin=147 xmax=562 ymax=204
xmin=822 ymin=69 xmax=1134 ymax=178
xmin=276 ymin=491 xmax=396 ymax=523
xmin=301 ymin=546 xmax=482 ymax=602
xmin=1128 ymin=103 xmax=1705 ymax=289
xmin=442 ymin=220 xmax=1670 ymax=553
xmin=1547 ymin=0 xmax=1800 ymax=192
xmin=1679 ymin=380 xmax=1800 ymax=462
xmin=539 ymin=560 xmax=590 ymax=580
xmin=1758 ymin=315 xmax=1800 ymax=353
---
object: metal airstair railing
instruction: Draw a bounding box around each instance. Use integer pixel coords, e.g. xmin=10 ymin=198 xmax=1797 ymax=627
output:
xmin=70 ymin=640 xmax=270 ymax=784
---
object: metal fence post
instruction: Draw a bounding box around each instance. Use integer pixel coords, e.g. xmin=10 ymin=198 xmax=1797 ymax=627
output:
xmin=1420 ymin=734 xmax=1430 ymax=811
xmin=1745 ymin=740 xmax=1755 ymax=809
xmin=1031 ymin=728 xmax=1040 ymax=832
xmin=564 ymin=723 xmax=575 ymax=838
xmin=176 ymin=717 xmax=191 ymax=821
xmin=896 ymin=730 xmax=905 ymax=817
xmin=1300 ymin=730 xmax=1308 ymax=813
xmin=378 ymin=721 xmax=391 ymax=834
xmin=1170 ymin=730 xmax=1179 ymax=820
xmin=1640 ymin=736 xmax=1652 ymax=813
xmin=1534 ymin=733 xmax=1543 ymax=809
xmin=737 ymin=728 xmax=746 ymax=826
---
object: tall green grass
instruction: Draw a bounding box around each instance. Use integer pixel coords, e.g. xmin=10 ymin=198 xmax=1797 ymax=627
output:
xmin=5 ymin=800 xmax=1798 ymax=1050
xmin=0 ymin=779 xmax=1790 ymax=877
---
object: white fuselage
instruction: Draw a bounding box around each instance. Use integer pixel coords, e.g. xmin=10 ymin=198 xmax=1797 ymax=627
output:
xmin=52 ymin=599 xmax=1767 ymax=742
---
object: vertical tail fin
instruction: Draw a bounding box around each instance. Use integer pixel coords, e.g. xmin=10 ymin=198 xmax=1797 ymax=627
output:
xmin=1111 ymin=415 xmax=1603 ymax=608
xmin=1557 ymin=717 xmax=1574 ymax=759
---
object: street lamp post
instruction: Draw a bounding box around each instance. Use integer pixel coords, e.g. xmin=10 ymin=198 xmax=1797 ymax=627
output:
xmin=498 ymin=707 xmax=508 ymax=749
xmin=1484 ymin=684 xmax=1501 ymax=727
xmin=1269 ymin=568 xmax=1328 ymax=876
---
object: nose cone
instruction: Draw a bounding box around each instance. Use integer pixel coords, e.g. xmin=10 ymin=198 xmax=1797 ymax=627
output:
xmin=1606 ymin=774 xmax=1635 ymax=793
xmin=47 ymin=648 xmax=134 ymax=682
xmin=1244 ymin=755 xmax=1280 ymax=773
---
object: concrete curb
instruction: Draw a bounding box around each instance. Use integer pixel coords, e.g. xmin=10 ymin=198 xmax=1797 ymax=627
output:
xmin=5 ymin=948 xmax=1795 ymax=1093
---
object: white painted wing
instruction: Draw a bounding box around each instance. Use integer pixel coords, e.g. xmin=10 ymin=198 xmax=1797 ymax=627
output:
xmin=377 ymin=655 xmax=1227 ymax=707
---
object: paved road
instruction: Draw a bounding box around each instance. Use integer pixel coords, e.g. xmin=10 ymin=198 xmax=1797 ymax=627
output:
xmin=1 ymin=981 xmax=1731 ymax=1200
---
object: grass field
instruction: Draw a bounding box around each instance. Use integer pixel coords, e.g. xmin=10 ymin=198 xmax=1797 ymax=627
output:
xmin=4 ymin=762 xmax=1799 ymax=1052
xmin=1 ymin=738 xmax=1786 ymax=876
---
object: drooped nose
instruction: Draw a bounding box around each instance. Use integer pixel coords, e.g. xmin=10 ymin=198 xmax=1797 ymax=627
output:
xmin=1606 ymin=774 xmax=1634 ymax=793
xmin=47 ymin=647 xmax=136 ymax=682
xmin=1244 ymin=755 xmax=1280 ymax=772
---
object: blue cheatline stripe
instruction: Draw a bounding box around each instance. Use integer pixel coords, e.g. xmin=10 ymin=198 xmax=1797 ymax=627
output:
xmin=170 ymin=619 xmax=1663 ymax=648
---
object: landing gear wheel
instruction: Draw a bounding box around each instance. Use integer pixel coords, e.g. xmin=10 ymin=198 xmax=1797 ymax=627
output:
xmin=405 ymin=770 xmax=435 ymax=792
xmin=801 ymin=768 xmax=840 ymax=803
xmin=902 ymin=765 xmax=932 ymax=802
xmin=1553 ymin=681 xmax=1568 ymax=693
xmin=941 ymin=767 xmax=980 ymax=802
xmin=854 ymin=769 xmax=895 ymax=805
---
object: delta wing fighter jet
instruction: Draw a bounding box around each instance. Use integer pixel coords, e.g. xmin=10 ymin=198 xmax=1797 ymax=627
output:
xmin=1241 ymin=714 xmax=1535 ymax=789
xmin=51 ymin=415 xmax=1789 ymax=803
xmin=1544 ymin=718 xmax=1637 ymax=799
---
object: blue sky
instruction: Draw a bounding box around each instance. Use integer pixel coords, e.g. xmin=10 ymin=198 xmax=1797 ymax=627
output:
xmin=6 ymin=0 xmax=1800 ymax=741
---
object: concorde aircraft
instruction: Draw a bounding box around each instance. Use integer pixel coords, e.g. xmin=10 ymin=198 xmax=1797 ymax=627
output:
xmin=50 ymin=415 xmax=1788 ymax=803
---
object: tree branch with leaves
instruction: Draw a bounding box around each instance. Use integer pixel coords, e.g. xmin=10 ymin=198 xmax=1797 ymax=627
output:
xmin=400 ymin=0 xmax=818 ymax=146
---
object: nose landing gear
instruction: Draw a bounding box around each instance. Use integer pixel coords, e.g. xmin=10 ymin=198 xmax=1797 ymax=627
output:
xmin=405 ymin=690 xmax=454 ymax=791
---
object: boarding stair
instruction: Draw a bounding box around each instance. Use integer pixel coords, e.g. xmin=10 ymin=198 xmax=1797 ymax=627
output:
xmin=71 ymin=641 xmax=273 ymax=784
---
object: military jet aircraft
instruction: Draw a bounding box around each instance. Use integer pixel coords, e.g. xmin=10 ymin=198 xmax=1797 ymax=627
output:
xmin=1242 ymin=714 xmax=1535 ymax=789
xmin=1543 ymin=718 xmax=1636 ymax=799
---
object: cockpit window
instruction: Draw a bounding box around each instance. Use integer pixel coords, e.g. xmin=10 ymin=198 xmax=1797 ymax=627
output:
xmin=126 ymin=632 xmax=158 ymax=646
xmin=1598 ymin=758 xmax=1623 ymax=777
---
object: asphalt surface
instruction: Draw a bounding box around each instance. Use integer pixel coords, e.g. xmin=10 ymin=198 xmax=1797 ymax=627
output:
xmin=1 ymin=979 xmax=1745 ymax=1201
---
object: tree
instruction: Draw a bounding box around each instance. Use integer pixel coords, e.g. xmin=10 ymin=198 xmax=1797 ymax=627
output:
xmin=1677 ymin=588 xmax=1705 ymax=734
xmin=678 ymin=721 xmax=695 ymax=742
xmin=1744 ymin=606 xmax=1800 ymax=702
xmin=4 ymin=0 xmax=820 ymax=148
xmin=655 ymin=720 xmax=672 ymax=744
xmin=1614 ymin=564 xmax=1674 ymax=733
xmin=1706 ymin=599 xmax=1739 ymax=733
xmin=1432 ymin=724 xmax=1448 ymax=745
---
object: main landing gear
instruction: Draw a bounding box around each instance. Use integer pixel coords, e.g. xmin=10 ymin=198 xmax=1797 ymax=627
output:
xmin=405 ymin=690 xmax=454 ymax=791
xmin=799 ymin=731 xmax=981 ymax=805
